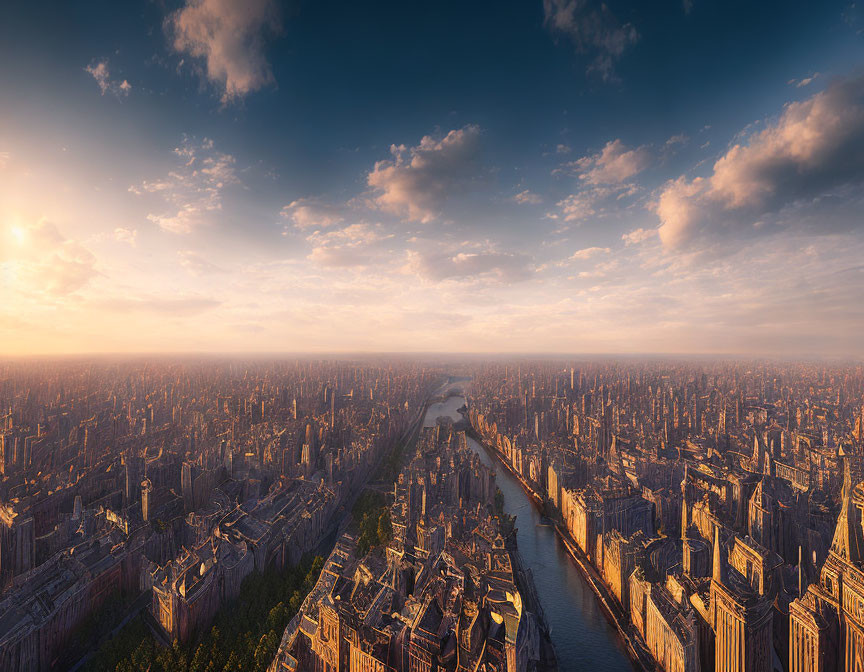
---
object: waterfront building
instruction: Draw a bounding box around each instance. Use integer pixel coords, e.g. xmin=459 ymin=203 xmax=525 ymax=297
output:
xmin=644 ymin=578 xmax=700 ymax=672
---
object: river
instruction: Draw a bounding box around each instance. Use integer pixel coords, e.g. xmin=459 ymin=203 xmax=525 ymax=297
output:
xmin=423 ymin=393 xmax=633 ymax=672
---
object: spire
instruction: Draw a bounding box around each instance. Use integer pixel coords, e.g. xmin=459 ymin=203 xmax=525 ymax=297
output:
xmin=752 ymin=433 xmax=764 ymax=473
xmin=830 ymin=459 xmax=863 ymax=563
xmin=681 ymin=464 xmax=690 ymax=541
xmin=608 ymin=435 xmax=622 ymax=475
xmin=712 ymin=526 xmax=726 ymax=586
xmin=798 ymin=546 xmax=804 ymax=598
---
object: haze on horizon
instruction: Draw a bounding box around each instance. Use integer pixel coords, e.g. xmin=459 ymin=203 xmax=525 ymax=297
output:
xmin=1 ymin=0 xmax=863 ymax=357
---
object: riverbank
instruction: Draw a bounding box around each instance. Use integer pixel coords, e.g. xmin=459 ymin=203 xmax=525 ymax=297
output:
xmin=425 ymin=394 xmax=558 ymax=671
xmin=465 ymin=423 xmax=655 ymax=672
xmin=505 ymin=531 xmax=560 ymax=672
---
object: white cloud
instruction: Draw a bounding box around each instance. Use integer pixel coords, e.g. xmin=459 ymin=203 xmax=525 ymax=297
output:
xmin=554 ymin=182 xmax=638 ymax=223
xmin=404 ymin=248 xmax=534 ymax=283
xmin=655 ymin=176 xmax=707 ymax=249
xmin=556 ymin=191 xmax=598 ymax=222
xmin=2 ymin=220 xmax=97 ymax=295
xmin=85 ymin=59 xmax=131 ymax=97
xmin=130 ymin=137 xmax=238 ymax=234
xmin=543 ymin=0 xmax=639 ymax=80
xmin=665 ymin=133 xmax=688 ymax=147
xmin=280 ymin=199 xmax=343 ymax=231
xmin=570 ymin=246 xmax=610 ymax=260
xmin=573 ymin=139 xmax=652 ymax=184
xmin=788 ymin=73 xmax=820 ymax=88
xmin=576 ymin=258 xmax=620 ymax=279
xmin=367 ymin=125 xmax=481 ymax=223
xmin=621 ymin=227 xmax=655 ymax=245
xmin=655 ymin=75 xmax=864 ymax=250
xmin=114 ymin=227 xmax=138 ymax=246
xmin=513 ymin=189 xmax=543 ymax=205
xmin=306 ymin=223 xmax=388 ymax=268
xmin=168 ymin=0 xmax=280 ymax=103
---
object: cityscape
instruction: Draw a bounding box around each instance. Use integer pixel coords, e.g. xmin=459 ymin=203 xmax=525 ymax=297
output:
xmin=0 ymin=358 xmax=863 ymax=672
xmin=2 ymin=0 xmax=864 ymax=671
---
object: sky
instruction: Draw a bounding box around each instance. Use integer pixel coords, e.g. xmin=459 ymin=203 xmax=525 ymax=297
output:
xmin=1 ymin=0 xmax=863 ymax=356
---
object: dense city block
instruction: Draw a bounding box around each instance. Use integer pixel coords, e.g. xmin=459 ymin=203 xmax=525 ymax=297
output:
xmin=2 ymin=358 xmax=864 ymax=672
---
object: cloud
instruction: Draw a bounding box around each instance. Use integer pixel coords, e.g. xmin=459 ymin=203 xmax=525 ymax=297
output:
xmin=178 ymin=250 xmax=226 ymax=275
xmin=513 ymin=189 xmax=543 ymax=205
xmin=555 ymin=191 xmax=597 ymax=222
xmin=572 ymin=139 xmax=652 ymax=184
xmin=576 ymin=258 xmax=620 ymax=279
xmin=665 ymin=133 xmax=688 ymax=147
xmin=85 ymin=59 xmax=131 ymax=97
xmin=788 ymin=73 xmax=820 ymax=88
xmin=307 ymin=246 xmax=370 ymax=268
xmin=543 ymin=0 xmax=639 ymax=80
xmin=2 ymin=220 xmax=97 ymax=295
xmin=0 ymin=152 xmax=11 ymax=168
xmin=554 ymin=182 xmax=638 ymax=223
xmin=655 ymin=75 xmax=864 ymax=250
xmin=367 ymin=125 xmax=481 ymax=223
xmin=130 ymin=137 xmax=238 ymax=233
xmin=621 ymin=227 xmax=655 ymax=245
xmin=305 ymin=223 xmax=388 ymax=267
xmin=280 ymin=199 xmax=344 ymax=231
xmin=404 ymin=248 xmax=534 ymax=283
xmin=114 ymin=228 xmax=138 ymax=246
xmin=570 ymin=246 xmax=610 ymax=260
xmin=167 ymin=0 xmax=280 ymax=103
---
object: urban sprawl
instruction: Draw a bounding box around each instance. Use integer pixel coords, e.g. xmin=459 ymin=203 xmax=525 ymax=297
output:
xmin=0 ymin=358 xmax=862 ymax=672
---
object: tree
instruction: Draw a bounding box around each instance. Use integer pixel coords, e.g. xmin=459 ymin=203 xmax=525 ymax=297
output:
xmin=377 ymin=510 xmax=392 ymax=544
xmin=84 ymin=554 xmax=325 ymax=672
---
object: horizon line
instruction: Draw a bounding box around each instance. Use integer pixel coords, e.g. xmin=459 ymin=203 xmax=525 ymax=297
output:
xmin=1 ymin=350 xmax=862 ymax=362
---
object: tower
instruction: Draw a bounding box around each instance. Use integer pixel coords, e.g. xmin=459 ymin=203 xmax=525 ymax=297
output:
xmin=141 ymin=478 xmax=152 ymax=523
xmin=710 ymin=527 xmax=773 ymax=672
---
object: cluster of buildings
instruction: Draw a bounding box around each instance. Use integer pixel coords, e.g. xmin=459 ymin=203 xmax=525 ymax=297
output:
xmin=0 ymin=359 xmax=437 ymax=670
xmin=270 ymin=417 xmax=551 ymax=672
xmin=6 ymin=356 xmax=864 ymax=672
xmin=468 ymin=360 xmax=864 ymax=672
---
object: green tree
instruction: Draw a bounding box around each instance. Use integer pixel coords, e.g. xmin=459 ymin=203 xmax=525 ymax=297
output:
xmin=84 ymin=554 xmax=325 ymax=672
xmin=377 ymin=510 xmax=392 ymax=544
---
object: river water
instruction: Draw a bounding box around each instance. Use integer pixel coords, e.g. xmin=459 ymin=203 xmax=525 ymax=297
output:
xmin=423 ymin=394 xmax=633 ymax=672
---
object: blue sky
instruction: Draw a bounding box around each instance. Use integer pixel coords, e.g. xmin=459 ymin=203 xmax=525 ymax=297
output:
xmin=1 ymin=0 xmax=863 ymax=354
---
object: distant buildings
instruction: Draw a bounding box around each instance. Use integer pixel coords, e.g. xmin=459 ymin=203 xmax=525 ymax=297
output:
xmin=0 ymin=359 xmax=437 ymax=670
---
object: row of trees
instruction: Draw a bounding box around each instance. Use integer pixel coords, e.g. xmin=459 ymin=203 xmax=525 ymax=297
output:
xmin=84 ymin=554 xmax=324 ymax=672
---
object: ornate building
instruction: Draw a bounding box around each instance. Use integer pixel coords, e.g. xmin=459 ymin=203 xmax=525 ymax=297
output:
xmin=789 ymin=462 xmax=864 ymax=672
xmin=710 ymin=528 xmax=774 ymax=672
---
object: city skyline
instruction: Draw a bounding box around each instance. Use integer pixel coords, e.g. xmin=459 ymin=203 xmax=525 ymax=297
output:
xmin=2 ymin=355 xmax=863 ymax=672
xmin=2 ymin=0 xmax=864 ymax=356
